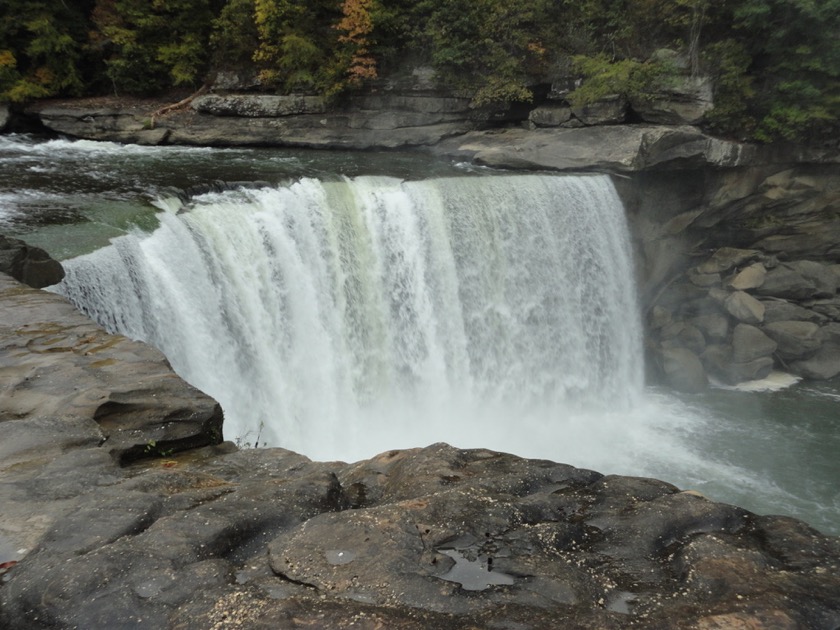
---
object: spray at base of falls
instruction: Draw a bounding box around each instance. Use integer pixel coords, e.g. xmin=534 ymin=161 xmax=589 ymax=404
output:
xmin=55 ymin=173 xmax=647 ymax=465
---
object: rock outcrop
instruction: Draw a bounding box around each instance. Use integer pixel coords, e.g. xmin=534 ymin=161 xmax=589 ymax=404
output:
xmin=637 ymin=166 xmax=840 ymax=388
xmin=0 ymin=274 xmax=224 ymax=464
xmin=0 ymin=235 xmax=65 ymax=288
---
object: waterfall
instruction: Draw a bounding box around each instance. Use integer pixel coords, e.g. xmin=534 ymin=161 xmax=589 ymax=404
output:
xmin=55 ymin=174 xmax=644 ymax=463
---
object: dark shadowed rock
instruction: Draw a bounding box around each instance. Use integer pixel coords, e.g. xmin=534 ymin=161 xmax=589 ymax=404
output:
xmin=761 ymin=298 xmax=826 ymax=324
xmin=788 ymin=260 xmax=839 ymax=297
xmin=0 ymin=235 xmax=65 ymax=288
xmin=732 ymin=324 xmax=777 ymax=363
xmin=528 ymin=104 xmax=573 ymax=128
xmin=755 ymin=264 xmax=818 ymax=300
xmin=790 ymin=343 xmax=840 ymax=380
xmin=762 ymin=320 xmax=822 ymax=360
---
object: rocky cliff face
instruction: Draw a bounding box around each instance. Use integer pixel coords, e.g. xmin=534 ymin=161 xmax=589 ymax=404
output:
xmin=1 ymin=273 xmax=839 ymax=629
xmin=621 ymin=166 xmax=840 ymax=390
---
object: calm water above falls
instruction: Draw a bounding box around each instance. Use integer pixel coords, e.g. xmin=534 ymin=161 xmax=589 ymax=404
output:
xmin=2 ymin=135 xmax=838 ymax=536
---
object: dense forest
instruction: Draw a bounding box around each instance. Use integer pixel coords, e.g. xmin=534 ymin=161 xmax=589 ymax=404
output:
xmin=1 ymin=0 xmax=838 ymax=142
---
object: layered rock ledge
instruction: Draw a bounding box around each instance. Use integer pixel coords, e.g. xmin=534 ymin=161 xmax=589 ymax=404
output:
xmin=1 ymin=271 xmax=839 ymax=629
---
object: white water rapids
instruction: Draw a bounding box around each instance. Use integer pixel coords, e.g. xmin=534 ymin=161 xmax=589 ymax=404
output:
xmin=56 ymin=174 xmax=650 ymax=462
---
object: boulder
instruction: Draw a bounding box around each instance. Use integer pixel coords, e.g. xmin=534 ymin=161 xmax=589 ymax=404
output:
xmin=761 ymin=321 xmax=822 ymax=360
xmin=727 ymin=262 xmax=767 ymax=291
xmin=661 ymin=322 xmax=706 ymax=355
xmin=697 ymin=248 xmax=761 ymax=275
xmin=701 ymin=344 xmax=774 ymax=385
xmin=724 ymin=290 xmax=765 ymax=324
xmin=754 ymin=264 xmax=818 ymax=300
xmin=687 ymin=267 xmax=720 ymax=287
xmin=0 ymin=102 xmax=9 ymax=131
xmin=571 ymin=95 xmax=627 ymax=125
xmin=659 ymin=346 xmax=708 ymax=392
xmin=630 ymin=76 xmax=714 ymax=125
xmin=817 ymin=322 xmax=840 ymax=345
xmin=787 ymin=260 xmax=838 ymax=297
xmin=0 ymin=235 xmax=65 ymax=288
xmin=528 ymin=104 xmax=573 ymax=128
xmin=731 ymin=324 xmax=777 ymax=363
xmin=761 ymin=298 xmax=825 ymax=324
xmin=809 ymin=298 xmax=840 ymax=321
xmin=690 ymin=312 xmax=729 ymax=343
xmin=790 ymin=343 xmax=840 ymax=380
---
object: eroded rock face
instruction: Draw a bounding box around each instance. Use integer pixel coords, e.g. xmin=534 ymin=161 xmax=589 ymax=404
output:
xmin=637 ymin=163 xmax=840 ymax=387
xmin=0 ymin=274 xmax=223 ymax=465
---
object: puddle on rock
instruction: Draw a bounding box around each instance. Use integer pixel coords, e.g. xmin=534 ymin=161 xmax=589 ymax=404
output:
xmin=325 ymin=549 xmax=357 ymax=565
xmin=436 ymin=548 xmax=515 ymax=591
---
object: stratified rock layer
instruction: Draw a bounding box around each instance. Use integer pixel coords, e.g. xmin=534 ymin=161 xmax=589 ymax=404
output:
xmin=1 ymin=272 xmax=839 ymax=629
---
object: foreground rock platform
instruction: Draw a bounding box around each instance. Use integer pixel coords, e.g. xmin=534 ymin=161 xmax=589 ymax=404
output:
xmin=1 ymin=273 xmax=839 ymax=629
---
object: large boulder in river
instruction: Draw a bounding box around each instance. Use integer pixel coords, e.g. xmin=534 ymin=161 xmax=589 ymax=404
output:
xmin=762 ymin=320 xmax=822 ymax=360
xmin=658 ymin=346 xmax=708 ymax=392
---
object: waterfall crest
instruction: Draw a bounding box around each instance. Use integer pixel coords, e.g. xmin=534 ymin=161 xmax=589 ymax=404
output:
xmin=56 ymin=174 xmax=643 ymax=461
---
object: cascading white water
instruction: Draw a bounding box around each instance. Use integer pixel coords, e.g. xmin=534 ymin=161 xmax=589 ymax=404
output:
xmin=56 ymin=174 xmax=644 ymax=463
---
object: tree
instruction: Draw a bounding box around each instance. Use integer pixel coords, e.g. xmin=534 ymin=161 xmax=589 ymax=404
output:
xmin=91 ymin=0 xmax=222 ymax=95
xmin=0 ymin=0 xmax=92 ymax=101
xmin=333 ymin=0 xmax=377 ymax=90
xmin=730 ymin=0 xmax=840 ymax=141
xmin=252 ymin=0 xmax=341 ymax=92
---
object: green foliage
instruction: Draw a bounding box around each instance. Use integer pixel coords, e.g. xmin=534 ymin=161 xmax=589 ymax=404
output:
xmin=210 ymin=0 xmax=259 ymax=68
xmin=0 ymin=0 xmax=836 ymax=143
xmin=419 ymin=0 xmax=553 ymax=107
xmin=701 ymin=39 xmax=755 ymax=139
xmin=91 ymin=0 xmax=221 ymax=95
xmin=567 ymin=53 xmax=675 ymax=108
xmin=0 ymin=0 xmax=90 ymax=101
xmin=729 ymin=0 xmax=840 ymax=141
xmin=252 ymin=0 xmax=341 ymax=92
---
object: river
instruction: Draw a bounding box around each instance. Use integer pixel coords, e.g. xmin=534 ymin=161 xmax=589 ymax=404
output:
xmin=1 ymin=133 xmax=837 ymax=536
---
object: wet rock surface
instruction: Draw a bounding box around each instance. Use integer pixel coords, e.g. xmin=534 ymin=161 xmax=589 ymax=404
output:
xmin=1 ymin=273 xmax=839 ymax=629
